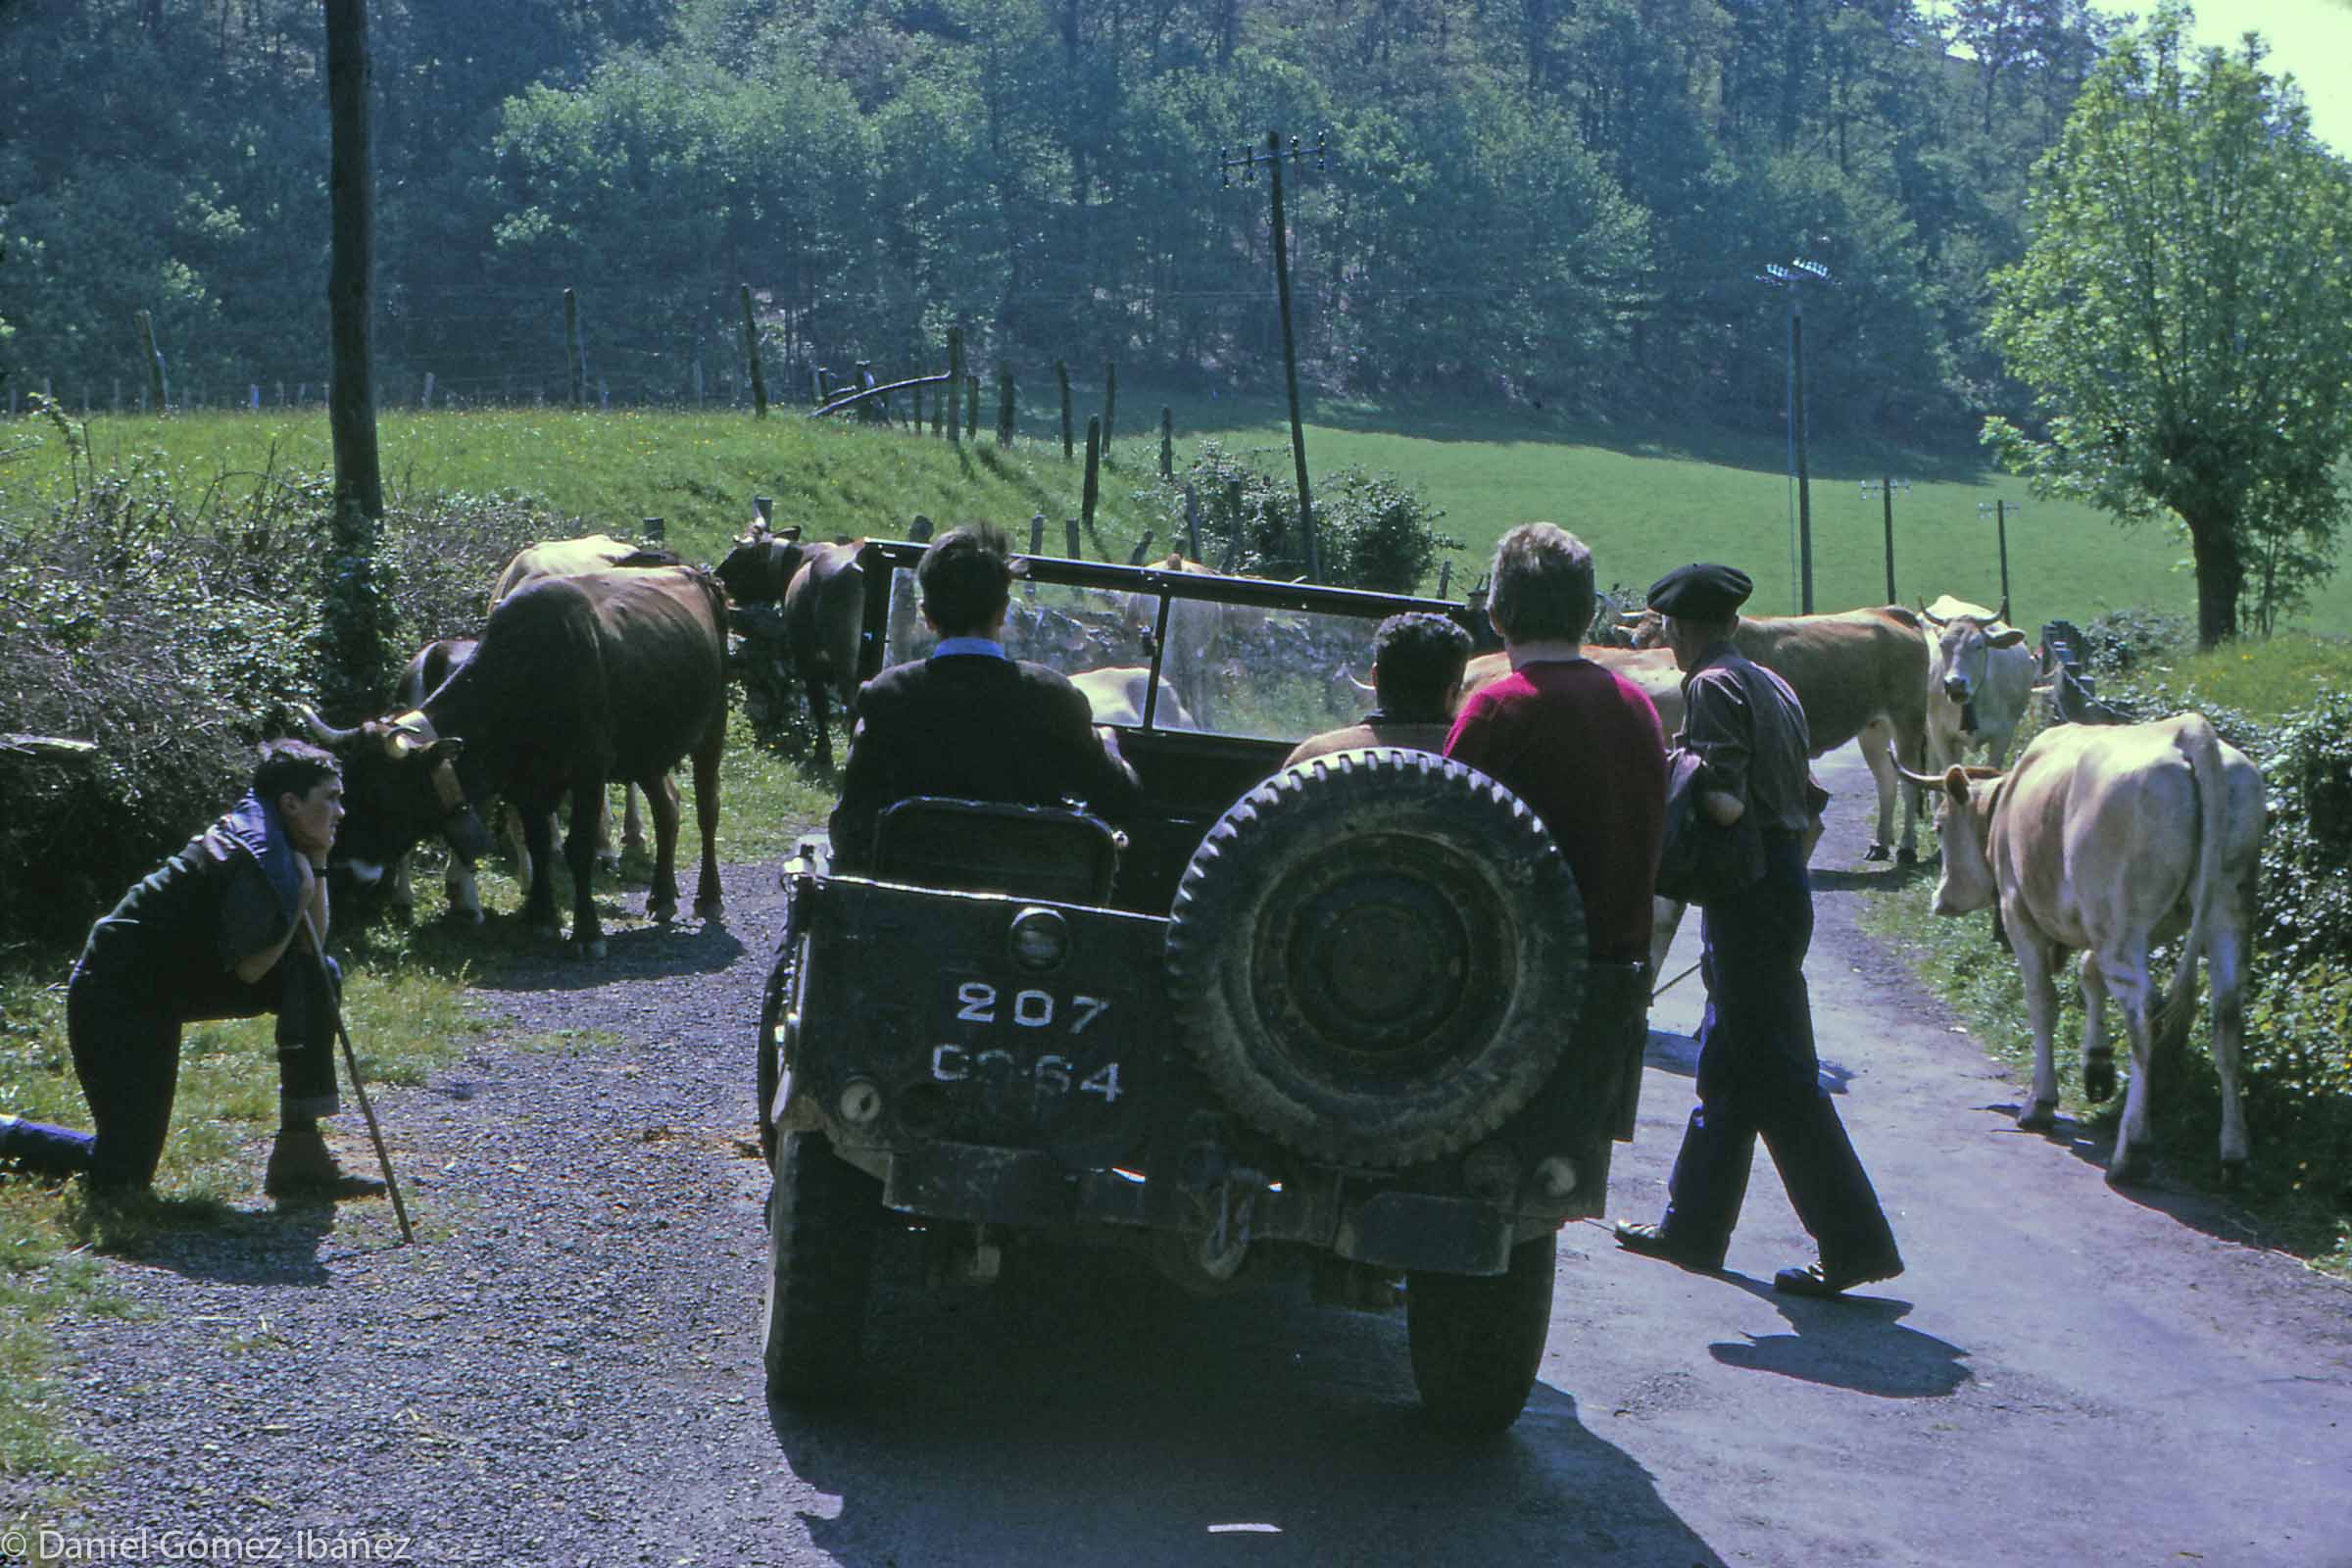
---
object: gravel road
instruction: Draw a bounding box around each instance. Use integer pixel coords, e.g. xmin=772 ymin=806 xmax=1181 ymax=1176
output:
xmin=9 ymin=742 xmax=2351 ymax=1568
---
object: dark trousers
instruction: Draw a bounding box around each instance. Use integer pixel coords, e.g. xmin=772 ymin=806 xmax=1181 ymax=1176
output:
xmin=1656 ymin=833 xmax=1896 ymax=1266
xmin=67 ymin=953 xmax=340 ymax=1191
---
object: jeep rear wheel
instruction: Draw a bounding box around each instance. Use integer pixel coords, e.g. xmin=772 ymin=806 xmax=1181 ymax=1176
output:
xmin=1406 ymin=1235 xmax=1556 ymax=1434
xmin=1165 ymin=749 xmax=1588 ymax=1167
xmin=761 ymin=1131 xmax=884 ymax=1401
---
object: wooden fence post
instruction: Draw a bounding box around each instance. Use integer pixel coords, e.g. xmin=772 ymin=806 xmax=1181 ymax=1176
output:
xmin=1065 ymin=518 xmax=1082 ymax=559
xmin=136 ymin=309 xmax=170 ymax=413
xmin=1030 ymin=514 xmax=1047 ymax=558
xmin=740 ymin=284 xmax=767 ymax=418
xmin=997 ymin=368 xmax=1014 ymax=447
xmin=421 ymin=371 xmax=435 ymax=409
xmin=1056 ymin=360 xmax=1072 ymax=461
xmin=564 ymin=288 xmax=584 ymax=408
xmin=1160 ymin=407 xmax=1173 ymax=479
xmin=1102 ymin=361 xmax=1115 ymax=455
xmin=1082 ymin=416 xmax=1104 ymax=557
xmin=946 ymin=327 xmax=963 ymax=446
xmin=1128 ymin=532 xmax=1155 ymax=565
xmin=1437 ymin=560 xmax=1453 ymax=599
xmin=966 ymin=373 xmax=979 ymax=437
xmin=1183 ymin=483 xmax=1203 ymax=562
xmin=692 ymin=356 xmax=705 ymax=408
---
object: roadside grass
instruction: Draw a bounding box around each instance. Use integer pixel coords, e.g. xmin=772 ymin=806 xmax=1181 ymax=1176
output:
xmin=10 ymin=400 xmax=2350 ymax=640
xmin=1862 ymin=630 xmax=2352 ymax=1274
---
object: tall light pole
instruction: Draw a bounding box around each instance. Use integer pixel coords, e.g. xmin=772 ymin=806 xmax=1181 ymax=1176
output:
xmin=1860 ymin=474 xmax=1910 ymax=605
xmin=1977 ymin=498 xmax=2023 ymax=619
xmin=1222 ymin=131 xmax=1328 ymax=581
xmin=1758 ymin=258 xmax=1833 ymax=613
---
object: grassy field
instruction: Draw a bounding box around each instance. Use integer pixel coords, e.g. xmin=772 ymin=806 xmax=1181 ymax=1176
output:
xmin=10 ymin=387 xmax=2350 ymax=639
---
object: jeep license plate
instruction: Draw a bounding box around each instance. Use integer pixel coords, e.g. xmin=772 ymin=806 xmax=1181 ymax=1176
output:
xmin=929 ymin=980 xmax=1125 ymax=1108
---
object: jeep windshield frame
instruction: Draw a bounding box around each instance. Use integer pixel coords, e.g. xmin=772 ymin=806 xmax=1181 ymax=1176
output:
xmin=853 ymin=538 xmax=1481 ymax=744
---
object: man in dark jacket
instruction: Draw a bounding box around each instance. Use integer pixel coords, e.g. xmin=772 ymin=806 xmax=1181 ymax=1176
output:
xmin=1612 ymin=563 xmax=1902 ymax=1298
xmin=67 ymin=739 xmax=381 ymax=1199
xmin=827 ymin=524 xmax=1140 ymax=872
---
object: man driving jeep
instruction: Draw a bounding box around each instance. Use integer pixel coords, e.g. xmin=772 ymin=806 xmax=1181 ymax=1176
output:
xmin=827 ymin=524 xmax=1140 ymax=872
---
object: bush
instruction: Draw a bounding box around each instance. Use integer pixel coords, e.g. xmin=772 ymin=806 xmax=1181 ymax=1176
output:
xmin=0 ymin=431 xmax=548 ymax=949
xmin=2082 ymin=606 xmax=2192 ymax=675
xmin=1135 ymin=442 xmax=1461 ymax=594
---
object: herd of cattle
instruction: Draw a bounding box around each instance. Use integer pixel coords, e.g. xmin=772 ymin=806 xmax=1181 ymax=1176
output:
xmin=292 ymin=523 xmax=2266 ymax=1183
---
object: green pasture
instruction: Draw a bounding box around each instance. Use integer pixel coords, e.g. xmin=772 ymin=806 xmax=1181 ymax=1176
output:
xmin=10 ymin=390 xmax=2349 ymax=639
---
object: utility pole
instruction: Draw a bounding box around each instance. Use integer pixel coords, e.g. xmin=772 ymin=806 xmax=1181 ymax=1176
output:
xmin=1757 ymin=258 xmax=1834 ymax=613
xmin=1860 ymin=475 xmax=1910 ymax=605
xmin=1221 ymin=130 xmax=1329 ymax=581
xmin=1978 ymin=499 xmax=2023 ymax=619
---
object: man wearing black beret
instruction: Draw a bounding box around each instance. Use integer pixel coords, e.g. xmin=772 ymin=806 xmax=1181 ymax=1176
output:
xmin=1613 ymin=563 xmax=1905 ymax=1298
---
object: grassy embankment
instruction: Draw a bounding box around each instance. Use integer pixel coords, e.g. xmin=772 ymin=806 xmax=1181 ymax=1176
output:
xmin=5 ymin=395 xmax=2348 ymax=1478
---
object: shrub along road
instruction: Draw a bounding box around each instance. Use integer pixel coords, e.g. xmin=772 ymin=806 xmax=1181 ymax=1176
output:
xmin=10 ymin=744 xmax=2351 ymax=1565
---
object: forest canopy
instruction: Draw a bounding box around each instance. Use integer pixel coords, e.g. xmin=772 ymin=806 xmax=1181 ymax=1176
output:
xmin=1 ymin=0 xmax=2139 ymax=438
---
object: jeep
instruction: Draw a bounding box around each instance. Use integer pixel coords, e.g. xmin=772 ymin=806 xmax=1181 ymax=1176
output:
xmin=758 ymin=540 xmax=1650 ymax=1433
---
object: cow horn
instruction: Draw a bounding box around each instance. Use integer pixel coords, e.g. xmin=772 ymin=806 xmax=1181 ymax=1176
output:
xmin=300 ymin=706 xmax=361 ymax=747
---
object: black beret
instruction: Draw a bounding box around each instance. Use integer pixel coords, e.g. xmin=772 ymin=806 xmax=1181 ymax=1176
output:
xmin=1646 ymin=563 xmax=1753 ymax=619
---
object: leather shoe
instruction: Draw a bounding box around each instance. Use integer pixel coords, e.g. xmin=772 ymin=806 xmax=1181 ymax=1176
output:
xmin=265 ymin=1126 xmax=387 ymax=1200
xmin=1612 ymin=1220 xmax=1725 ymax=1272
xmin=1774 ymin=1248 xmax=1905 ymax=1298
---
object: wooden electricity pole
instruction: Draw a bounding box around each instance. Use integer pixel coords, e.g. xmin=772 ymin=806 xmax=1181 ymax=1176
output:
xmin=1222 ymin=131 xmax=1329 ymax=581
xmin=322 ymin=0 xmax=386 ymax=714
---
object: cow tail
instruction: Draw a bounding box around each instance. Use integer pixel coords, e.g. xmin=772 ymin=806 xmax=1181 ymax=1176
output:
xmin=2156 ymin=714 xmax=2228 ymax=1055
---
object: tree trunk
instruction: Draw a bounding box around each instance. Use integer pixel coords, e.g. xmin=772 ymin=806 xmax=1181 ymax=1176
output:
xmin=2185 ymin=513 xmax=2244 ymax=649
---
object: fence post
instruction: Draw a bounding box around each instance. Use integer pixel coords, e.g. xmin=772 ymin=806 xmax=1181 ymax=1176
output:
xmin=1082 ymin=416 xmax=1104 ymax=557
xmin=1065 ymin=517 xmax=1083 ymax=559
xmin=1030 ymin=514 xmax=1047 ymax=558
xmin=137 ymin=309 xmax=170 ymax=413
xmin=422 ymin=371 xmax=435 ymax=409
xmin=1437 ymin=560 xmax=1453 ymax=599
xmin=692 ymin=356 xmax=705 ymax=408
xmin=1102 ymin=361 xmax=1115 ymax=455
xmin=998 ymin=368 xmax=1014 ymax=447
xmin=1160 ymin=407 xmax=1173 ymax=480
xmin=966 ymin=373 xmax=979 ymax=437
xmin=1128 ymin=532 xmax=1155 ymax=565
xmin=908 ymin=514 xmax=934 ymax=544
xmin=740 ymin=284 xmax=767 ymax=418
xmin=564 ymin=288 xmax=584 ymax=407
xmin=1056 ymin=360 xmax=1072 ymax=461
xmin=641 ymin=516 xmax=666 ymax=543
xmin=1183 ymin=483 xmax=1203 ymax=562
xmin=946 ymin=327 xmax=963 ymax=446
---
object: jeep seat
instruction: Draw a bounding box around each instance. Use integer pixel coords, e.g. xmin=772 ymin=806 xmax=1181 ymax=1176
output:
xmin=871 ymin=797 xmax=1123 ymax=905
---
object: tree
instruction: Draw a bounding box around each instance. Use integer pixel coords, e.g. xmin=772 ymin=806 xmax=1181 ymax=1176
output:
xmin=1982 ymin=4 xmax=2352 ymax=648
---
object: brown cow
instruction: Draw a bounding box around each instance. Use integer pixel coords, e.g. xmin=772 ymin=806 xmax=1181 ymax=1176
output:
xmin=715 ymin=520 xmax=866 ymax=769
xmin=313 ymin=566 xmax=729 ymax=958
xmin=1628 ymin=605 xmax=1930 ymax=862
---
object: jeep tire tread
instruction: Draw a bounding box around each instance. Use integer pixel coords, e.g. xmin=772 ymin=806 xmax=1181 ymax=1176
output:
xmin=1165 ymin=748 xmax=1588 ymax=1166
xmin=1405 ymin=1236 xmax=1557 ymax=1434
xmin=761 ymin=1131 xmax=884 ymax=1401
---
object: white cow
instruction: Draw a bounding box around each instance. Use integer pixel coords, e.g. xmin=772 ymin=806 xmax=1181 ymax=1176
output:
xmin=1922 ymin=602 xmax=2034 ymax=770
xmin=1905 ymin=714 xmax=2265 ymax=1183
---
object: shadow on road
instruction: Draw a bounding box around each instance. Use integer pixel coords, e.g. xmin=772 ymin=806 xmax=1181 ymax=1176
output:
xmin=1709 ymin=1278 xmax=1973 ymax=1398
xmin=764 ymin=1243 xmax=1730 ymax=1566
xmin=469 ymin=916 xmax=748 ymax=995
xmin=74 ymin=1197 xmax=337 ymax=1288
xmin=1981 ymin=1102 xmax=2284 ymax=1252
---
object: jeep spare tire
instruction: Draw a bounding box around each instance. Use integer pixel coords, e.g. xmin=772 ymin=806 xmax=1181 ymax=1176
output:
xmin=1165 ymin=748 xmax=1588 ymax=1166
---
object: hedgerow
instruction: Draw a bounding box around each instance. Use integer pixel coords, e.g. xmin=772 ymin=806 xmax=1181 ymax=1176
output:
xmin=0 ymin=413 xmax=547 ymax=948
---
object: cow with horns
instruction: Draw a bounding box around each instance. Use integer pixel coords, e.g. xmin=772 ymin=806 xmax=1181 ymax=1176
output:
xmin=308 ymin=565 xmax=730 ymax=957
xmin=714 ymin=519 xmax=867 ymax=769
xmin=1902 ymin=714 xmax=2264 ymax=1183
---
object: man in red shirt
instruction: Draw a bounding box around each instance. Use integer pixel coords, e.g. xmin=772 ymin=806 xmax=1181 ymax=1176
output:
xmin=1443 ymin=523 xmax=1667 ymax=964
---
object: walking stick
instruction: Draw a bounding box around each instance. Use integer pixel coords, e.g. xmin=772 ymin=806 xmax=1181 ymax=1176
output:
xmin=300 ymin=910 xmax=416 ymax=1244
xmin=1650 ymin=960 xmax=1701 ymax=1002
